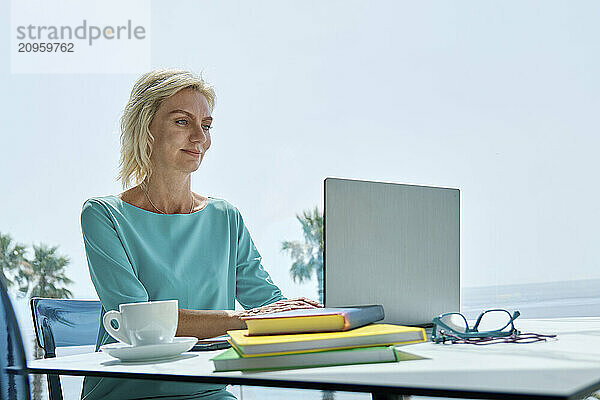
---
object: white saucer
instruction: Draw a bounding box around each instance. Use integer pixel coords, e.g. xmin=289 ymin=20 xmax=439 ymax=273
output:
xmin=101 ymin=337 xmax=198 ymax=362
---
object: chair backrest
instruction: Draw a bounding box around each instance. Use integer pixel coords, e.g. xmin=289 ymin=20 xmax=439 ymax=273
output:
xmin=29 ymin=298 xmax=101 ymax=400
xmin=30 ymin=298 xmax=101 ymax=357
xmin=0 ymin=279 xmax=31 ymax=400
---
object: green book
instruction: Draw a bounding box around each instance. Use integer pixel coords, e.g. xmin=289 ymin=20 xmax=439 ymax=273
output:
xmin=211 ymin=345 xmax=422 ymax=372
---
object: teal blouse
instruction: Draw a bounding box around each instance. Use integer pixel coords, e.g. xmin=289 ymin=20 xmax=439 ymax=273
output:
xmin=80 ymin=195 xmax=285 ymax=400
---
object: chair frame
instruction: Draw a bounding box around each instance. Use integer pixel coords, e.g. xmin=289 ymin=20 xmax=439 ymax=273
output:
xmin=1 ymin=278 xmax=31 ymax=400
xmin=30 ymin=298 xmax=102 ymax=400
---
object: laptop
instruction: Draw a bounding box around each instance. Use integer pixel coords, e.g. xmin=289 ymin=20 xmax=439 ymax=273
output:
xmin=324 ymin=177 xmax=460 ymax=326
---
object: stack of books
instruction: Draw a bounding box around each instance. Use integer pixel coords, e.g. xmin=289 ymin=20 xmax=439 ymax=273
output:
xmin=211 ymin=305 xmax=426 ymax=372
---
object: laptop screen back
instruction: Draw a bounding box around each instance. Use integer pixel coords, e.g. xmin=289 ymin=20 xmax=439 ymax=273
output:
xmin=324 ymin=177 xmax=460 ymax=326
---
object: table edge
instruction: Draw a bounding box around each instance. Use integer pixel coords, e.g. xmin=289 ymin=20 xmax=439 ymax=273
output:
xmin=15 ymin=365 xmax=597 ymax=400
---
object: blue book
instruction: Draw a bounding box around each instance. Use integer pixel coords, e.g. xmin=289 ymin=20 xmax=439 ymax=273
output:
xmin=241 ymin=305 xmax=385 ymax=335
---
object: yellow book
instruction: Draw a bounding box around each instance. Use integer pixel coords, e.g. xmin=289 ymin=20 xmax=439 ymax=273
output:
xmin=227 ymin=323 xmax=426 ymax=357
xmin=242 ymin=305 xmax=384 ymax=335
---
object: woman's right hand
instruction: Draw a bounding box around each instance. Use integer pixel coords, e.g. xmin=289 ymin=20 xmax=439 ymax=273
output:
xmin=235 ymin=297 xmax=323 ymax=318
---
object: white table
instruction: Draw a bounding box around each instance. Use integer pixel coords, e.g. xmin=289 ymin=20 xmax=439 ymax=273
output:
xmin=25 ymin=318 xmax=600 ymax=400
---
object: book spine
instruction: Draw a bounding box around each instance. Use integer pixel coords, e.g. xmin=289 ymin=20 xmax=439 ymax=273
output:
xmin=343 ymin=305 xmax=385 ymax=330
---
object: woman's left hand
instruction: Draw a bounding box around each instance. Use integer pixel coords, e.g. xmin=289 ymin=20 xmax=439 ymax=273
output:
xmin=237 ymin=297 xmax=324 ymax=317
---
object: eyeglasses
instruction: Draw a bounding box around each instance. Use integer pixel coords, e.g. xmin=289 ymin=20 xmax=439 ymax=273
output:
xmin=432 ymin=309 xmax=521 ymax=343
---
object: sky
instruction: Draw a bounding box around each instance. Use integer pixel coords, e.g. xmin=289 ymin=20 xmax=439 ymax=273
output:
xmin=1 ymin=0 xmax=599 ymax=308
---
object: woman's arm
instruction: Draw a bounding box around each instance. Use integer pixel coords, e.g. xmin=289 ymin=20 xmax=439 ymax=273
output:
xmin=176 ymin=309 xmax=245 ymax=339
xmin=176 ymin=297 xmax=323 ymax=339
xmin=232 ymin=206 xmax=287 ymax=308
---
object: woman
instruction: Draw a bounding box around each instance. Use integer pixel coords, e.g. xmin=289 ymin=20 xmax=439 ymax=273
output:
xmin=80 ymin=69 xmax=321 ymax=400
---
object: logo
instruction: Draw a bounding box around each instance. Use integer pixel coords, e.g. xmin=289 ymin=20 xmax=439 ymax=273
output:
xmin=16 ymin=20 xmax=146 ymax=46
xmin=11 ymin=0 xmax=151 ymax=74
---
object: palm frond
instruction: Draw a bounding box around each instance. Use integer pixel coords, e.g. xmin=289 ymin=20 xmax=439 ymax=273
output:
xmin=24 ymin=242 xmax=73 ymax=299
xmin=0 ymin=232 xmax=29 ymax=288
xmin=289 ymin=260 xmax=313 ymax=284
xmin=281 ymin=207 xmax=324 ymax=300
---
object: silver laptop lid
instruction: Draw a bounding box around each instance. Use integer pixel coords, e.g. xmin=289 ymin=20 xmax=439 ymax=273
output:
xmin=324 ymin=177 xmax=460 ymax=326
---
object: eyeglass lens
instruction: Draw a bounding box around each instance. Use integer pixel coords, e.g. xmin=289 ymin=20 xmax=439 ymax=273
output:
xmin=477 ymin=310 xmax=513 ymax=333
xmin=438 ymin=313 xmax=468 ymax=333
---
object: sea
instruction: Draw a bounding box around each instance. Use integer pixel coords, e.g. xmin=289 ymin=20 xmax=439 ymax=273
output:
xmin=9 ymin=278 xmax=600 ymax=400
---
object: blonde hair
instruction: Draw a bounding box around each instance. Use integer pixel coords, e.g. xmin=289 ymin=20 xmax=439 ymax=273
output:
xmin=116 ymin=68 xmax=216 ymax=189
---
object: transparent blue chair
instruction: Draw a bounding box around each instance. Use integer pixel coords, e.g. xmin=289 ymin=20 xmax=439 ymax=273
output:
xmin=0 ymin=278 xmax=31 ymax=400
xmin=29 ymin=298 xmax=101 ymax=400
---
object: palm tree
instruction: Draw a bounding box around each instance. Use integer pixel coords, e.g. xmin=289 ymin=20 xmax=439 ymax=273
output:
xmin=18 ymin=243 xmax=73 ymax=400
xmin=18 ymin=243 xmax=73 ymax=299
xmin=281 ymin=206 xmax=324 ymax=303
xmin=281 ymin=207 xmax=334 ymax=400
xmin=0 ymin=232 xmax=28 ymax=290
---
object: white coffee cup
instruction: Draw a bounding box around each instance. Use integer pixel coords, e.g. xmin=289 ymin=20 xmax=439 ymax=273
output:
xmin=103 ymin=300 xmax=178 ymax=346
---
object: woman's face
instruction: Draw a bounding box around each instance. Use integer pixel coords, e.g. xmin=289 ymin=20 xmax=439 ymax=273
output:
xmin=148 ymin=88 xmax=212 ymax=176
